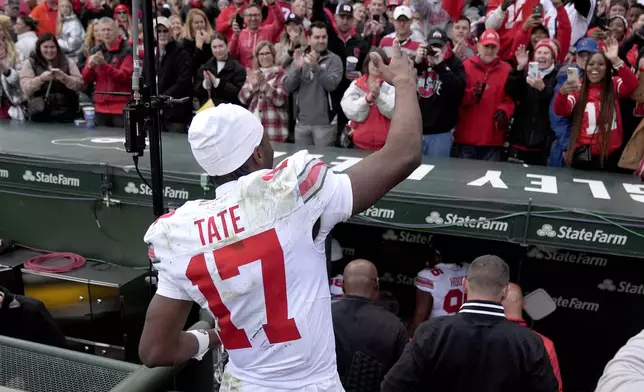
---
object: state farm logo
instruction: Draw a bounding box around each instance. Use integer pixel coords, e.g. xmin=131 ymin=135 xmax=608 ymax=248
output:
xmin=360 ymin=206 xmax=395 ymax=220
xmin=124 ymin=182 xmax=139 ymax=194
xmin=598 ymin=279 xmax=617 ymax=291
xmin=536 ymin=224 xmax=627 ymax=246
xmin=381 ymin=229 xmax=432 ymax=244
xmin=22 ymin=170 xmax=80 ymax=187
xmin=379 ymin=272 xmax=414 ymax=285
xmin=425 ymin=212 xmax=444 ymax=224
xmin=124 ymin=182 xmax=189 ymax=200
xmin=23 ymin=170 xmax=36 ymax=181
xmin=382 ymin=229 xmax=398 ymax=241
xmin=425 ymin=211 xmax=509 ymax=232
xmin=553 ymin=295 xmax=600 ymax=312
xmin=527 ymin=247 xmax=608 ymax=267
xmin=598 ymin=279 xmax=644 ymax=295
xmin=536 ymin=224 xmax=557 ymax=238
xmin=380 ymin=272 xmax=395 ymax=283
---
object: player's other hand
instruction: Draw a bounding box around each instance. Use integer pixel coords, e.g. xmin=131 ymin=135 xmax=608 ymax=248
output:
xmin=370 ymin=39 xmax=415 ymax=86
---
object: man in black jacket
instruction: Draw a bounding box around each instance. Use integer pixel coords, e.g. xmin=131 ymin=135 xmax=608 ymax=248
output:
xmin=381 ymin=255 xmax=559 ymax=392
xmin=154 ymin=16 xmax=193 ymax=133
xmin=414 ymin=28 xmax=466 ymax=157
xmin=332 ymin=259 xmax=408 ymax=391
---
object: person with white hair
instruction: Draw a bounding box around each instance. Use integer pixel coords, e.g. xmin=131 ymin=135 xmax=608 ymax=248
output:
xmin=81 ymin=16 xmax=133 ymax=128
xmin=138 ymin=40 xmax=422 ymax=392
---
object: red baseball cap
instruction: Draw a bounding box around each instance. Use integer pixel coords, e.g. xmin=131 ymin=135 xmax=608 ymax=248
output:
xmin=387 ymin=0 xmax=400 ymax=7
xmin=479 ymin=29 xmax=500 ymax=47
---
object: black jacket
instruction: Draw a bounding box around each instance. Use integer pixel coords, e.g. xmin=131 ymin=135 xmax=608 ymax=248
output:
xmin=157 ymin=40 xmax=193 ymax=126
xmin=0 ymin=286 xmax=67 ymax=348
xmin=505 ymin=65 xmax=560 ymax=150
xmin=382 ymin=301 xmax=559 ymax=392
xmin=416 ymin=52 xmax=466 ymax=134
xmin=181 ymin=38 xmax=214 ymax=79
xmin=194 ymin=57 xmax=246 ymax=107
xmin=332 ymin=296 xmax=408 ymax=390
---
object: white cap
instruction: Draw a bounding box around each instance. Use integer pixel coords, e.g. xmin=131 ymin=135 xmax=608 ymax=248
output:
xmin=154 ymin=16 xmax=171 ymax=29
xmin=188 ymin=104 xmax=264 ymax=176
xmin=393 ymin=5 xmax=412 ymax=20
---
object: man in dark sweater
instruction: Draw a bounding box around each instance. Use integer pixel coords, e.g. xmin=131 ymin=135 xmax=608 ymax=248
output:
xmin=332 ymin=259 xmax=408 ymax=391
xmin=381 ymin=255 xmax=559 ymax=392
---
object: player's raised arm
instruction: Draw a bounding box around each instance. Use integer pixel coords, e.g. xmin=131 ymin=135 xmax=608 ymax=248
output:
xmin=345 ymin=40 xmax=422 ymax=215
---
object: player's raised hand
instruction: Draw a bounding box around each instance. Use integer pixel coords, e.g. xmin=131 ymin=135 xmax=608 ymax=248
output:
xmin=369 ymin=40 xmax=415 ymax=86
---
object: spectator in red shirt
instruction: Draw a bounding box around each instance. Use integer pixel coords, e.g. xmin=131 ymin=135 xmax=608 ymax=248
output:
xmin=454 ymin=29 xmax=514 ymax=161
xmin=29 ymin=0 xmax=57 ymax=36
xmin=502 ymin=283 xmax=563 ymax=392
xmin=554 ymin=37 xmax=638 ymax=170
xmin=229 ymin=0 xmax=284 ymax=69
xmin=215 ymin=0 xmax=246 ymax=42
xmin=81 ymin=17 xmax=133 ymax=128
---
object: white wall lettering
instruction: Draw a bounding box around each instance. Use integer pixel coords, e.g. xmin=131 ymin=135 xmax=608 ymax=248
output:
xmin=525 ymin=174 xmax=558 ymax=194
xmin=407 ymin=164 xmax=435 ymax=181
xmin=330 ymin=157 xmax=362 ymax=172
xmin=467 ymin=170 xmax=508 ymax=189
xmin=624 ymin=184 xmax=644 ymax=203
xmin=574 ymin=179 xmax=610 ymax=200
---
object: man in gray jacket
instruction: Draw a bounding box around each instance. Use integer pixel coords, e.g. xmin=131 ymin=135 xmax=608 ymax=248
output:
xmin=284 ymin=21 xmax=343 ymax=146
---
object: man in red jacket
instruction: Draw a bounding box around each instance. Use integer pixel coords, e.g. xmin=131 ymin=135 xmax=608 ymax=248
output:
xmin=502 ymin=283 xmax=563 ymax=392
xmin=216 ymin=0 xmax=246 ymax=42
xmin=229 ymin=0 xmax=285 ymax=68
xmin=82 ymin=17 xmax=133 ymax=128
xmin=454 ymin=29 xmax=514 ymax=161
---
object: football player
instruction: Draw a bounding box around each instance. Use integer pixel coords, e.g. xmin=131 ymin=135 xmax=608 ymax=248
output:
xmin=409 ymin=248 xmax=470 ymax=334
xmin=138 ymin=40 xmax=422 ymax=392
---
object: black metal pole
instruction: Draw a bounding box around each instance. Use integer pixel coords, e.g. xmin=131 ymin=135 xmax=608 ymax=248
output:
xmin=141 ymin=0 xmax=165 ymax=217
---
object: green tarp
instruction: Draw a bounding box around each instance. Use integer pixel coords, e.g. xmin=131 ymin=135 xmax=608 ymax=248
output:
xmin=0 ymin=123 xmax=643 ymax=258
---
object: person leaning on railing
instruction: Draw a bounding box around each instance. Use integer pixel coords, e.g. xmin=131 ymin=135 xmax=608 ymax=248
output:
xmin=20 ymin=33 xmax=83 ymax=123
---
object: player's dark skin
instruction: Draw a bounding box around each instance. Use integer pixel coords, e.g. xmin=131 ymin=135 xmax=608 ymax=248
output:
xmin=409 ymin=290 xmax=434 ymax=335
xmin=138 ymin=40 xmax=422 ymax=367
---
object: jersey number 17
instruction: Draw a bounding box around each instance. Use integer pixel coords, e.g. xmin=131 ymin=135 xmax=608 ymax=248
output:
xmin=186 ymin=228 xmax=302 ymax=350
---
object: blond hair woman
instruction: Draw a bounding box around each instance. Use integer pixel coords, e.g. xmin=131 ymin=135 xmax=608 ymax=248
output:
xmin=181 ymin=8 xmax=214 ymax=77
xmin=56 ymin=0 xmax=85 ymax=64
xmin=0 ymin=25 xmax=25 ymax=119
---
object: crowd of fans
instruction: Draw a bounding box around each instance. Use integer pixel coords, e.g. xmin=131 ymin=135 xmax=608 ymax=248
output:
xmin=1 ymin=0 xmax=644 ymax=173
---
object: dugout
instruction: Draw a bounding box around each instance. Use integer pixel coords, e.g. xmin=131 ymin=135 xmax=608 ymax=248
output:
xmin=1 ymin=123 xmax=644 ymax=391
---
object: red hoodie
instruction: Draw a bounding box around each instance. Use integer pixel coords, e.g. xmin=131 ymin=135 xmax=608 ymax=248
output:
xmin=509 ymin=318 xmax=563 ymax=392
xmin=455 ymin=56 xmax=515 ymax=147
xmin=553 ymin=63 xmax=638 ymax=156
xmin=216 ymin=1 xmax=247 ymax=42
xmin=229 ymin=3 xmax=285 ymax=68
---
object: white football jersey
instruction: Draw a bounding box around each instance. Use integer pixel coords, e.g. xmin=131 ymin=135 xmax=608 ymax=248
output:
xmin=329 ymin=274 xmax=344 ymax=300
xmin=144 ymin=150 xmax=353 ymax=390
xmin=414 ymin=263 xmax=470 ymax=319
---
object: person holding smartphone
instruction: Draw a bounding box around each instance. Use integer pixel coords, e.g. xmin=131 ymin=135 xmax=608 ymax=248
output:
xmin=505 ymin=40 xmax=561 ymax=165
xmin=548 ymin=37 xmax=599 ymax=167
xmin=20 ymin=32 xmax=83 ymax=122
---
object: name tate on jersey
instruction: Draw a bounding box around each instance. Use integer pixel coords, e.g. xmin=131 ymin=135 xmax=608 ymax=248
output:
xmin=194 ymin=205 xmax=245 ymax=246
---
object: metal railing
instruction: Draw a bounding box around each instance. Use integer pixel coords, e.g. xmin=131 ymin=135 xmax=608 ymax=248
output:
xmin=0 ymin=320 xmax=214 ymax=392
